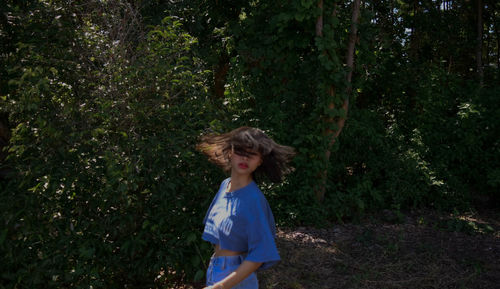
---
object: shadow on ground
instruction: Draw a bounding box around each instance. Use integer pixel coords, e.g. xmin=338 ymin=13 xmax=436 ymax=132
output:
xmin=258 ymin=210 xmax=500 ymax=289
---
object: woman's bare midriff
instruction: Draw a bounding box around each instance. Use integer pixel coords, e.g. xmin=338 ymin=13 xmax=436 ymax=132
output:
xmin=214 ymin=244 xmax=245 ymax=257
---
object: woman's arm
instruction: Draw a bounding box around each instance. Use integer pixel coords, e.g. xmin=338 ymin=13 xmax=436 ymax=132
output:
xmin=204 ymin=260 xmax=262 ymax=289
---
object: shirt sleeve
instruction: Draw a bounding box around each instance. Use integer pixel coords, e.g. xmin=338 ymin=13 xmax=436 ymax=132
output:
xmin=203 ymin=178 xmax=229 ymax=225
xmin=245 ymin=196 xmax=280 ymax=270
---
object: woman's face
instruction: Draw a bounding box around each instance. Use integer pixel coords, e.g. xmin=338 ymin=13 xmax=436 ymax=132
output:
xmin=230 ymin=146 xmax=262 ymax=176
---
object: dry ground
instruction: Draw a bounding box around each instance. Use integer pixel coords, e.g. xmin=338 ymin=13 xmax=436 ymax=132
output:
xmin=259 ymin=210 xmax=500 ymax=289
xmin=183 ymin=210 xmax=500 ymax=289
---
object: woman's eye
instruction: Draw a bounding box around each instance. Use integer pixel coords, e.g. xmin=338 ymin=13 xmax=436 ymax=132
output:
xmin=235 ymin=150 xmax=257 ymax=157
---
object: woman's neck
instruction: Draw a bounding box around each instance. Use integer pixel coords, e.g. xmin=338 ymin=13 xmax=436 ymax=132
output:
xmin=229 ymin=173 xmax=253 ymax=192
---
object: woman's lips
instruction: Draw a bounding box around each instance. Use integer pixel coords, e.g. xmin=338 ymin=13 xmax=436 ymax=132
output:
xmin=238 ymin=163 xmax=248 ymax=169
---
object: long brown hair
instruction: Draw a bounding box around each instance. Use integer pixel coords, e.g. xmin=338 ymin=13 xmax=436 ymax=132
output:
xmin=197 ymin=127 xmax=295 ymax=183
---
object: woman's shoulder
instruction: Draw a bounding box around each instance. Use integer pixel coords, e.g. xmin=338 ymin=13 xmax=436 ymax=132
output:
xmin=217 ymin=177 xmax=231 ymax=190
xmin=241 ymin=182 xmax=271 ymax=209
xmin=221 ymin=177 xmax=231 ymax=186
xmin=241 ymin=180 xmax=263 ymax=197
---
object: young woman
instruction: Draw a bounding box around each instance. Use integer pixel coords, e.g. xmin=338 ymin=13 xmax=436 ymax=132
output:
xmin=197 ymin=127 xmax=294 ymax=289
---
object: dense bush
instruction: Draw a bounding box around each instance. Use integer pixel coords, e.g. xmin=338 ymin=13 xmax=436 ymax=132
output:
xmin=0 ymin=3 xmax=222 ymax=287
xmin=1 ymin=0 xmax=499 ymax=288
xmin=214 ymin=1 xmax=500 ymax=226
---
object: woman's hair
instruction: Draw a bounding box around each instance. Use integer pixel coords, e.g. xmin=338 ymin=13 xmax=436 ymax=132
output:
xmin=197 ymin=126 xmax=295 ymax=183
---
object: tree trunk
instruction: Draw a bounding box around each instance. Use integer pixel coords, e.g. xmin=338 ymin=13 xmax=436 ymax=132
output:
xmin=485 ymin=23 xmax=490 ymax=69
xmin=214 ymin=51 xmax=230 ymax=98
xmin=476 ymin=0 xmax=484 ymax=86
xmin=315 ymin=0 xmax=361 ymax=202
xmin=316 ymin=0 xmax=323 ymax=37
xmin=409 ymin=0 xmax=420 ymax=62
xmin=345 ymin=0 xmax=360 ymax=90
xmin=0 ymin=113 xmax=11 ymax=180
xmin=314 ymin=0 xmax=327 ymax=202
xmin=493 ymin=6 xmax=500 ymax=70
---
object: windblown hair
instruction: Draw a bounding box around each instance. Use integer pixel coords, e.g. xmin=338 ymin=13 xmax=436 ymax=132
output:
xmin=197 ymin=127 xmax=295 ymax=183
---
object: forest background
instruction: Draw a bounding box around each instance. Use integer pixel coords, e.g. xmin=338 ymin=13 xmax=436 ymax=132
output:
xmin=0 ymin=0 xmax=499 ymax=288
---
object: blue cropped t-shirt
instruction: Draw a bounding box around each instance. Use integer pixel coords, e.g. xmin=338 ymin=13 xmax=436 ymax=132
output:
xmin=202 ymin=178 xmax=280 ymax=270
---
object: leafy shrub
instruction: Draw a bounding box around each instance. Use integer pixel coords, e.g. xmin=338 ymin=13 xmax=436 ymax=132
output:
xmin=1 ymin=1 xmax=499 ymax=287
xmin=1 ymin=5 xmax=220 ymax=287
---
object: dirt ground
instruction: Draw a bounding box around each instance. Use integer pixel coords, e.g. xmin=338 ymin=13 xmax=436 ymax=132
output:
xmin=183 ymin=209 xmax=500 ymax=289
xmin=258 ymin=210 xmax=500 ymax=289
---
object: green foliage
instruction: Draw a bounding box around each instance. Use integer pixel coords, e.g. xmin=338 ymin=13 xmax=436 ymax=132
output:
xmin=221 ymin=0 xmax=499 ymax=226
xmin=222 ymin=1 xmax=352 ymax=223
xmin=1 ymin=2 xmax=219 ymax=287
xmin=1 ymin=0 xmax=499 ymax=287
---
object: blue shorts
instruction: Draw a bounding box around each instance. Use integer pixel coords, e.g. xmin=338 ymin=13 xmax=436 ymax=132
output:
xmin=206 ymin=255 xmax=258 ymax=289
